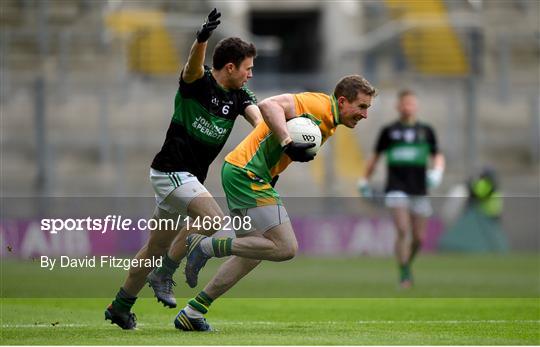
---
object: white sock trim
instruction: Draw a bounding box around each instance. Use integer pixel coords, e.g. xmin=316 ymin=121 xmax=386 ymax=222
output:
xmin=199 ymin=237 xmax=215 ymax=257
xmin=185 ymin=305 xmax=204 ymax=319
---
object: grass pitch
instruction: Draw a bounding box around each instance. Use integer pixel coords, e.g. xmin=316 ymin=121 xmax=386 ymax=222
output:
xmin=1 ymin=298 xmax=538 ymax=345
xmin=1 ymin=254 xmax=539 ymax=345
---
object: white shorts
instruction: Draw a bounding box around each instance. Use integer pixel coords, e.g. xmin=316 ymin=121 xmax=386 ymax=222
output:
xmin=384 ymin=191 xmax=433 ymax=217
xmin=231 ymin=205 xmax=290 ymax=236
xmin=150 ymin=168 xmax=208 ymax=215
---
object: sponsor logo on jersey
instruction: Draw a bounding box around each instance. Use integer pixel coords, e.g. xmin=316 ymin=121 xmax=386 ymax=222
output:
xmin=390 ymin=130 xmax=401 ymax=140
xmin=392 ymin=147 xmax=420 ymax=160
xmin=192 ymin=115 xmax=229 ymax=140
xmin=403 ymin=129 xmax=416 ymax=143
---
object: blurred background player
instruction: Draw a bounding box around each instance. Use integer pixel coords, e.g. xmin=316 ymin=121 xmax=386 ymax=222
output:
xmin=467 ymin=166 xmax=502 ymax=220
xmin=358 ymin=90 xmax=445 ymax=288
xmin=172 ymin=75 xmax=377 ymax=331
xmin=105 ymin=8 xmax=262 ymax=330
xmin=438 ymin=166 xmax=507 ymax=252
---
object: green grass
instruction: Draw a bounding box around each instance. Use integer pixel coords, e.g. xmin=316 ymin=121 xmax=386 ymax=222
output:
xmin=1 ymin=254 xmax=539 ymax=298
xmin=1 ymin=254 xmax=539 ymax=344
xmin=1 ymin=298 xmax=538 ymax=345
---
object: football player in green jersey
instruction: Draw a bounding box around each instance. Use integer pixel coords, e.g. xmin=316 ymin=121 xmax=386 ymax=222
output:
xmin=105 ymin=8 xmax=262 ymax=329
xmin=358 ymin=90 xmax=445 ymax=288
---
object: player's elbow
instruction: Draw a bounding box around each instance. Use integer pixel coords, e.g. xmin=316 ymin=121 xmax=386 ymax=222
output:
xmin=258 ymin=99 xmax=274 ymax=116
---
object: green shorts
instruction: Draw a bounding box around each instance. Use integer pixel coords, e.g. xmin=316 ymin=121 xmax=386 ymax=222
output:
xmin=221 ymin=162 xmax=282 ymax=211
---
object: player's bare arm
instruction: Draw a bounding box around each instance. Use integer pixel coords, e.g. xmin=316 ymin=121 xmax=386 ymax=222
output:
xmin=259 ymin=94 xmax=314 ymax=162
xmin=244 ymin=104 xmax=263 ymax=128
xmin=364 ymin=153 xmax=381 ymax=180
xmin=357 ymin=153 xmax=380 ymax=197
xmin=181 ymin=41 xmax=207 ymax=83
xmin=182 ymin=8 xmax=221 ymax=83
xmin=258 ymin=93 xmax=296 ymax=145
xmin=431 ymin=153 xmax=445 ymax=172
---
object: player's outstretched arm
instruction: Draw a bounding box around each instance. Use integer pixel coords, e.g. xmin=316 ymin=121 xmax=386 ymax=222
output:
xmin=182 ymin=8 xmax=221 ymax=83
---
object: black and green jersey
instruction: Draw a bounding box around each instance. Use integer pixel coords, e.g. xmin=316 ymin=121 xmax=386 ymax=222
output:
xmin=151 ymin=66 xmax=257 ymax=183
xmin=375 ymin=120 xmax=439 ymax=195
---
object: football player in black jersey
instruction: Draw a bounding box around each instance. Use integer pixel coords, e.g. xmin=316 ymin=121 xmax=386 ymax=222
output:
xmin=105 ymin=8 xmax=262 ymax=329
xmin=358 ymin=90 xmax=445 ymax=288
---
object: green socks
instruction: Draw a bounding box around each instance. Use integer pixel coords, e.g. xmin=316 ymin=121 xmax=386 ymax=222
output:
xmin=111 ymin=287 xmax=137 ymax=312
xmin=188 ymin=291 xmax=214 ymax=314
xmin=399 ymin=263 xmax=411 ymax=281
xmin=155 ymin=254 xmax=180 ymax=276
xmin=212 ymin=238 xmax=233 ymax=257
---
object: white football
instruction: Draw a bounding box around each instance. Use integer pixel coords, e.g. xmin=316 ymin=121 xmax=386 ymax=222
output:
xmin=286 ymin=117 xmax=322 ymax=156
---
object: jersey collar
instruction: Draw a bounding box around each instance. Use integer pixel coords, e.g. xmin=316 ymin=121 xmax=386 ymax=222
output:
xmin=399 ymin=119 xmax=418 ymax=127
xmin=209 ymin=67 xmax=231 ymax=92
xmin=331 ymin=94 xmax=340 ymax=126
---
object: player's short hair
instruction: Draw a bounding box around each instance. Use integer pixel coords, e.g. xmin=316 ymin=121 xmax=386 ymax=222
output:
xmin=398 ymin=89 xmax=416 ymax=99
xmin=334 ymin=75 xmax=377 ymax=102
xmin=212 ymin=37 xmax=257 ymax=70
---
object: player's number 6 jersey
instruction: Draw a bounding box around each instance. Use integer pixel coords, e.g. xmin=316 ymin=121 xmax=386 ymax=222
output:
xmin=151 ymin=66 xmax=257 ymax=183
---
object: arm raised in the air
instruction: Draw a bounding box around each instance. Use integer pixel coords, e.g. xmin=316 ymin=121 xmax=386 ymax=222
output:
xmin=181 ymin=8 xmax=221 ymax=83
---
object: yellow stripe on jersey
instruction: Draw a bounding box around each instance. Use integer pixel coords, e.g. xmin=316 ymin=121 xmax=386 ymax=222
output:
xmin=225 ymin=123 xmax=272 ymax=169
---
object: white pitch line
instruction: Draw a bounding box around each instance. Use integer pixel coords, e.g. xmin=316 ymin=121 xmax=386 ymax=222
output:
xmin=1 ymin=323 xmax=87 ymax=328
xmin=2 ymin=320 xmax=538 ymax=328
xmin=356 ymin=320 xmax=540 ymax=324
xmin=213 ymin=320 xmax=540 ymax=325
xmin=356 ymin=319 xmax=540 ymax=324
xmin=1 ymin=323 xmax=149 ymax=328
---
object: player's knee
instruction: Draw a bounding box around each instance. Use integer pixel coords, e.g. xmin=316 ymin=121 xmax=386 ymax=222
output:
xmin=412 ymin=237 xmax=424 ymax=248
xmin=277 ymin=242 xmax=298 ymax=261
xmin=396 ymin=231 xmax=408 ymax=241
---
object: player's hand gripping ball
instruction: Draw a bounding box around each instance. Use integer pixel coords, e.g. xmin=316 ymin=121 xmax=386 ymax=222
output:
xmin=286 ymin=117 xmax=322 ymax=157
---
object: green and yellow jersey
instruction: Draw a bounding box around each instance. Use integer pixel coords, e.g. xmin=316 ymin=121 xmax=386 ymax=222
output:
xmin=225 ymin=92 xmax=339 ymax=181
xmin=222 ymin=92 xmax=340 ymax=210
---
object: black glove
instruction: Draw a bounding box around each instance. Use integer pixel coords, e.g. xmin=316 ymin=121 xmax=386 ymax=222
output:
xmin=196 ymin=8 xmax=221 ymax=43
xmin=270 ymin=175 xmax=279 ymax=188
xmin=283 ymin=142 xmax=315 ymax=162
